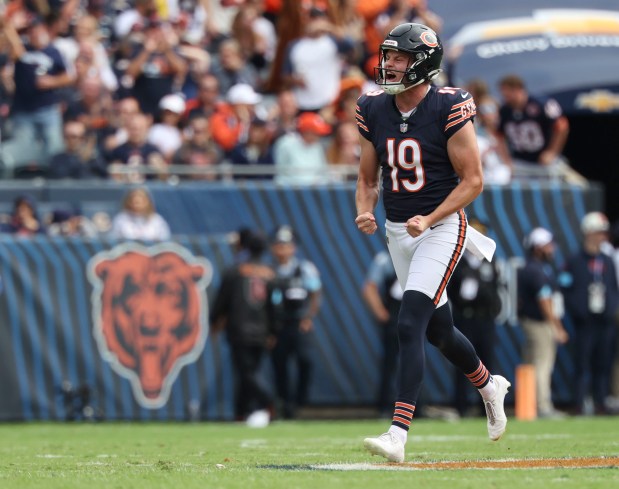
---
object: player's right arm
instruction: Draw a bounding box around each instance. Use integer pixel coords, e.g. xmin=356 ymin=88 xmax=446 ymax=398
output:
xmin=355 ymin=135 xmax=380 ymax=235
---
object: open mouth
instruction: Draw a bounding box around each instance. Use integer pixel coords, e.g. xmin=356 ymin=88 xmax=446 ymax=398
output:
xmin=385 ymin=72 xmax=399 ymax=82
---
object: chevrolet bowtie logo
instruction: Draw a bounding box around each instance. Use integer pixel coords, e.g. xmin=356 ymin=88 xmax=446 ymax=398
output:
xmin=575 ymin=90 xmax=619 ymax=113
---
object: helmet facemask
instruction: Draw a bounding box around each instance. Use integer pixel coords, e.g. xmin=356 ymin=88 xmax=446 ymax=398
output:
xmin=375 ymin=49 xmax=432 ymax=95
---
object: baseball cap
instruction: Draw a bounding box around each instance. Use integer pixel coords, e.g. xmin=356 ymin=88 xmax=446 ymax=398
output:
xmin=227 ymin=84 xmax=262 ymax=105
xmin=246 ymin=231 xmax=267 ymax=256
xmin=580 ymin=212 xmax=609 ymax=234
xmin=297 ymin=112 xmax=331 ymax=135
xmin=525 ymin=227 xmax=553 ymax=249
xmin=272 ymin=225 xmax=295 ymax=244
xmin=159 ymin=94 xmax=186 ymax=114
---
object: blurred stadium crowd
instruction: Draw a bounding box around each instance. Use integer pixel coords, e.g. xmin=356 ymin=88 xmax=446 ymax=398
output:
xmin=0 ymin=0 xmax=543 ymax=185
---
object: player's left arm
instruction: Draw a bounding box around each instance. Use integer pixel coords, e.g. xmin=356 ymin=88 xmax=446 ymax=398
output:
xmin=432 ymin=122 xmax=483 ymax=220
xmin=407 ymin=122 xmax=483 ymax=236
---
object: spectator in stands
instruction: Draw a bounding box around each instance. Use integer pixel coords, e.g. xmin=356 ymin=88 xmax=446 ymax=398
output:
xmin=269 ymin=89 xmax=299 ymax=140
xmin=230 ymin=2 xmax=277 ymax=84
xmin=114 ymin=0 xmax=158 ymax=40
xmin=210 ymin=83 xmax=262 ymax=154
xmin=71 ymin=40 xmax=107 ymax=89
xmin=46 ymin=208 xmax=99 ymax=237
xmin=210 ymin=38 xmax=259 ymax=96
xmin=64 ymin=76 xmax=114 ymax=149
xmin=517 ymin=228 xmax=569 ymax=418
xmin=211 ymin=229 xmax=276 ymax=427
xmin=280 ymin=8 xmax=354 ymax=113
xmin=466 ymin=78 xmax=510 ymax=185
xmin=177 ymin=29 xmax=211 ymax=101
xmin=0 ymin=194 xmax=45 ymax=236
xmin=102 ymin=96 xmax=141 ymax=155
xmin=325 ymin=0 xmax=365 ymax=52
xmin=227 ymin=116 xmax=275 ymax=179
xmin=123 ymin=17 xmax=187 ymax=116
xmin=110 ymin=187 xmax=171 ymax=242
xmin=147 ymin=93 xmax=186 ymax=162
xmin=185 ymin=73 xmax=223 ymax=120
xmin=324 ymin=71 xmax=367 ymax=126
xmin=0 ymin=38 xmax=12 ymax=146
xmin=82 ymin=1 xmax=115 ymax=42
xmin=48 ymin=120 xmax=107 ymax=179
xmin=172 ymin=114 xmax=222 ymax=180
xmin=273 ymin=112 xmax=330 ymax=185
xmin=374 ymin=0 xmax=443 ymax=37
xmin=54 ymin=13 xmax=118 ymax=92
xmin=561 ymin=212 xmax=619 ymax=415
xmin=495 ymin=75 xmax=581 ymax=183
xmin=106 ymin=113 xmax=166 ymax=183
xmin=0 ymin=13 xmax=74 ymax=175
xmin=325 ymin=121 xmax=359 ymax=180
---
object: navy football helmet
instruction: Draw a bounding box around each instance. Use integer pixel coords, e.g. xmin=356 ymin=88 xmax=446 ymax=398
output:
xmin=375 ymin=23 xmax=443 ymax=94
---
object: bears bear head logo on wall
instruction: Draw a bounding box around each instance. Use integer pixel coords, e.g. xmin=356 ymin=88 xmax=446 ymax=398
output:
xmin=88 ymin=243 xmax=212 ymax=409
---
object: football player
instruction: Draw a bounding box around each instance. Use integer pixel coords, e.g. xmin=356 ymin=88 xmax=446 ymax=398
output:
xmin=355 ymin=22 xmax=510 ymax=463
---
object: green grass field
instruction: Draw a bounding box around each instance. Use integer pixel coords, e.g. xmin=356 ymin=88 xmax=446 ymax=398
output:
xmin=1 ymin=417 xmax=618 ymax=489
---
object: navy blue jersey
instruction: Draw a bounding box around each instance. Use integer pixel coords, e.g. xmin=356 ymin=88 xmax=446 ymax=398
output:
xmin=498 ymin=95 xmax=563 ymax=163
xmin=13 ymin=44 xmax=68 ymax=112
xmin=356 ymin=86 xmax=475 ymax=222
xmin=517 ymin=257 xmax=559 ymax=321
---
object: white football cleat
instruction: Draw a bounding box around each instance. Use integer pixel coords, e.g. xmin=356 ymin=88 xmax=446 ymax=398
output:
xmin=485 ymin=375 xmax=511 ymax=441
xmin=363 ymin=432 xmax=405 ymax=463
xmin=245 ymin=409 xmax=270 ymax=428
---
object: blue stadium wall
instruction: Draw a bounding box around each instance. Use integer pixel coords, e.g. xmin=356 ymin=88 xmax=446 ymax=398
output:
xmin=0 ymin=181 xmax=604 ymax=421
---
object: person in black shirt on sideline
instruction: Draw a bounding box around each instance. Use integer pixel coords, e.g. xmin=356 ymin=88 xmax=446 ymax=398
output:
xmin=561 ymin=212 xmax=619 ymax=415
xmin=269 ymin=225 xmax=322 ymax=420
xmin=518 ymin=227 xmax=569 ymax=418
xmin=211 ymin=231 xmax=275 ymax=427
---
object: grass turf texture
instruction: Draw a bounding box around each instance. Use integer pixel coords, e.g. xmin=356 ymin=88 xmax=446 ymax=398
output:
xmin=0 ymin=417 xmax=617 ymax=489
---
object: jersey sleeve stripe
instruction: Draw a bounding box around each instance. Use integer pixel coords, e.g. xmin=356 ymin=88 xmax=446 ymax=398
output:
xmin=444 ymin=110 xmax=476 ymax=131
xmin=450 ymin=98 xmax=474 ymax=110
xmin=356 ymin=120 xmax=369 ymax=132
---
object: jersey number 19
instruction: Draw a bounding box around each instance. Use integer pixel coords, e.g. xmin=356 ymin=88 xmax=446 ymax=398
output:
xmin=386 ymin=138 xmax=425 ymax=192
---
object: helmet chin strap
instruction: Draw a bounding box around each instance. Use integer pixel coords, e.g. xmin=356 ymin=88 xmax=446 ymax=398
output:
xmin=382 ymin=77 xmax=426 ymax=95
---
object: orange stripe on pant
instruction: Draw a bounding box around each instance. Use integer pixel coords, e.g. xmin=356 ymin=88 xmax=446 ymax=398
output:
xmin=432 ymin=209 xmax=467 ymax=305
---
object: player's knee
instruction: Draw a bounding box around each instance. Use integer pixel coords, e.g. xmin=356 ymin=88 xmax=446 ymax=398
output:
xmin=426 ymin=327 xmax=443 ymax=348
xmin=397 ymin=290 xmax=435 ymax=342
xmin=426 ymin=303 xmax=455 ymax=349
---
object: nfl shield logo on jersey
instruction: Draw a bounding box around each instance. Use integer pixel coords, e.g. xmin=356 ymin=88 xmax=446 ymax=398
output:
xmin=400 ymin=122 xmax=408 ymax=133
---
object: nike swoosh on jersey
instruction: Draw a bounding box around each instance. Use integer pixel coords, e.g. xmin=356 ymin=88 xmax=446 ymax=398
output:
xmin=461 ymin=92 xmax=469 ymax=98
xmin=430 ymin=224 xmax=444 ymax=230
